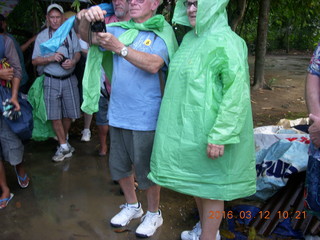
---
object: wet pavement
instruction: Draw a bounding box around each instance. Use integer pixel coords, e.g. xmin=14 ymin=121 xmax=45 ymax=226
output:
xmin=0 ymin=133 xmax=197 ymax=240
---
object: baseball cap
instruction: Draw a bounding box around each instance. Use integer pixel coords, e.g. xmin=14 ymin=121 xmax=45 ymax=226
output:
xmin=47 ymin=3 xmax=64 ymax=14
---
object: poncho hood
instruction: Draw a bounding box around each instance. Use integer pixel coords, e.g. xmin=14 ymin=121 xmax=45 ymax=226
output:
xmin=173 ymin=0 xmax=230 ymax=36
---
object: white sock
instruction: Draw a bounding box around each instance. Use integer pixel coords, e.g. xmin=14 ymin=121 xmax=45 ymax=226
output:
xmin=61 ymin=143 xmax=68 ymax=150
xmin=128 ymin=202 xmax=139 ymax=208
xmin=147 ymin=210 xmax=159 ymax=215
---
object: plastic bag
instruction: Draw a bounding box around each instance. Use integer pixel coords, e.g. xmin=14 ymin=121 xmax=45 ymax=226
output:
xmin=253 ymin=126 xmax=310 ymax=200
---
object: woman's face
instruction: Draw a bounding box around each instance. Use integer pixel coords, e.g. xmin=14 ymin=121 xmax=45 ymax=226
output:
xmin=186 ymin=0 xmax=197 ymax=27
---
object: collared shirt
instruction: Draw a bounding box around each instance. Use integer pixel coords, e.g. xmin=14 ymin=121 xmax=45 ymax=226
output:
xmin=107 ymin=26 xmax=169 ymax=131
xmin=308 ymin=43 xmax=320 ymax=77
xmin=32 ymin=28 xmax=80 ymax=76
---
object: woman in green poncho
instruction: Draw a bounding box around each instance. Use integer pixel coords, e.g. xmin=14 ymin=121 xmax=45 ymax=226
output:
xmin=148 ymin=0 xmax=256 ymax=239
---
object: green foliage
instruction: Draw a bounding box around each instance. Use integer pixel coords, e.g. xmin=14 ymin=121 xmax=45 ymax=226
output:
xmin=4 ymin=0 xmax=320 ymax=52
xmin=71 ymin=0 xmax=92 ymax=12
xmin=6 ymin=0 xmax=45 ymax=44
xmin=233 ymin=0 xmax=320 ymax=52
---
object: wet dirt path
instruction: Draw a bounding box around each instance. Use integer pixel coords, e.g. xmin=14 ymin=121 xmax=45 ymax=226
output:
xmin=1 ymin=136 xmax=196 ymax=240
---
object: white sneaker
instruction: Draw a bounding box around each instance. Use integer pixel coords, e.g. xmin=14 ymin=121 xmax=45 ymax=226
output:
xmin=52 ymin=146 xmax=72 ymax=162
xmin=110 ymin=203 xmax=143 ymax=227
xmin=135 ymin=210 xmax=163 ymax=238
xmin=67 ymin=142 xmax=75 ymax=153
xmin=81 ymin=129 xmax=91 ymax=142
xmin=181 ymin=221 xmax=220 ymax=240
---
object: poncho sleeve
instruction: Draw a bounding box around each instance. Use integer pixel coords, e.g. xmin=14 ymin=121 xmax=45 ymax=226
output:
xmin=207 ymin=39 xmax=251 ymax=145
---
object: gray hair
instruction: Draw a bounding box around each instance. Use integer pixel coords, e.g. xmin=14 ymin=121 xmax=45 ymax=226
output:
xmin=152 ymin=0 xmax=163 ymax=15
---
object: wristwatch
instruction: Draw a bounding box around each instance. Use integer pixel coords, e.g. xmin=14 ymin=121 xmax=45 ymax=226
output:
xmin=120 ymin=46 xmax=128 ymax=57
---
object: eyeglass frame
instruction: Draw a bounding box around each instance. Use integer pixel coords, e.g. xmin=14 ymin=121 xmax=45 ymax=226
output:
xmin=183 ymin=1 xmax=198 ymax=9
xmin=127 ymin=0 xmax=145 ymax=4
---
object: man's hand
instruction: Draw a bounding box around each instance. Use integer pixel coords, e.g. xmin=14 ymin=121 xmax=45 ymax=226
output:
xmin=96 ymin=32 xmax=123 ymax=53
xmin=52 ymin=52 xmax=65 ymax=63
xmin=84 ymin=6 xmax=107 ymax=23
xmin=309 ymin=114 xmax=320 ymax=148
xmin=207 ymin=143 xmax=225 ymax=160
xmin=0 ymin=68 xmax=14 ymax=81
xmin=61 ymin=59 xmax=75 ymax=70
xmin=76 ymin=9 xmax=88 ymax=21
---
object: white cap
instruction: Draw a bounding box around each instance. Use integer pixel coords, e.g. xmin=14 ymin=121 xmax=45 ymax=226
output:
xmin=47 ymin=3 xmax=64 ymax=14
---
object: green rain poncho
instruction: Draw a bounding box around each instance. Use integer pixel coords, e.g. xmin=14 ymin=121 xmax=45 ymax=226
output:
xmin=148 ymin=0 xmax=256 ymax=200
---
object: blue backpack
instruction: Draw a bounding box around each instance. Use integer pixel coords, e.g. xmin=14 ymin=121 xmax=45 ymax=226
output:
xmin=0 ymin=35 xmax=33 ymax=141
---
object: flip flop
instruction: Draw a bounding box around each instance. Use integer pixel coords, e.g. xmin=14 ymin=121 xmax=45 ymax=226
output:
xmin=14 ymin=166 xmax=29 ymax=189
xmin=0 ymin=193 xmax=14 ymax=210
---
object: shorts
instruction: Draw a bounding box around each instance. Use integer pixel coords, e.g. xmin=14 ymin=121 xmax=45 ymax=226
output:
xmin=44 ymin=75 xmax=81 ymax=120
xmin=109 ymin=126 xmax=155 ymax=190
xmin=0 ymin=117 xmax=24 ymax=165
xmin=96 ymin=96 xmax=109 ymax=126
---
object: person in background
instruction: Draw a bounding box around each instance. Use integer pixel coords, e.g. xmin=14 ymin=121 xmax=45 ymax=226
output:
xmin=148 ymin=1 xmax=256 ymax=240
xmin=64 ymin=10 xmax=93 ymax=143
xmin=32 ymin=4 xmax=81 ymax=162
xmin=97 ymin=0 xmax=130 ymax=155
xmin=76 ymin=0 xmax=177 ymax=237
xmin=304 ymin=42 xmax=320 ymax=217
xmin=0 ymin=27 xmax=30 ymax=209
xmin=77 ymin=38 xmax=93 ymax=142
xmin=76 ymin=0 xmax=130 ymax=154
xmin=0 ymin=14 xmax=37 ymax=93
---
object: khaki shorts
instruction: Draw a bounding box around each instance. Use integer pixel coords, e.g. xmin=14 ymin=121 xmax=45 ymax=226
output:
xmin=109 ymin=126 xmax=156 ymax=190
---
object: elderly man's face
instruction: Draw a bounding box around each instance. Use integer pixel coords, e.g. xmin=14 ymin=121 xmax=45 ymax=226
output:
xmin=47 ymin=9 xmax=63 ymax=30
xmin=186 ymin=0 xmax=197 ymax=27
xmin=112 ymin=0 xmax=129 ymax=20
xmin=127 ymin=0 xmax=159 ymax=23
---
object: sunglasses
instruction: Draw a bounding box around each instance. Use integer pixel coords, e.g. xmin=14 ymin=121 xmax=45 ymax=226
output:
xmin=127 ymin=0 xmax=145 ymax=3
xmin=183 ymin=1 xmax=198 ymax=8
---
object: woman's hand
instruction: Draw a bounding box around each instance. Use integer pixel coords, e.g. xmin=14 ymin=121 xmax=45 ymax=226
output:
xmin=207 ymin=143 xmax=224 ymax=160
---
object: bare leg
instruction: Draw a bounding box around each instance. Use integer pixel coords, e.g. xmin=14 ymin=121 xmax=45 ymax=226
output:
xmin=62 ymin=118 xmax=72 ymax=139
xmin=52 ymin=119 xmax=67 ymax=144
xmin=197 ymin=198 xmax=223 ymax=240
xmin=118 ymin=175 xmax=138 ymax=204
xmin=195 ymin=197 xmax=203 ymax=221
xmin=15 ymin=162 xmax=29 ymax=186
xmin=0 ymin=161 xmax=10 ymax=207
xmin=97 ymin=125 xmax=109 ymax=155
xmin=146 ymin=185 xmax=161 ymax=212
xmin=83 ymin=113 xmax=92 ymax=129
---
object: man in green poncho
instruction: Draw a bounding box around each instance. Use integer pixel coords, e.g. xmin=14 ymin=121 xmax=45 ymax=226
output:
xmin=76 ymin=0 xmax=177 ymax=238
xmin=148 ymin=0 xmax=256 ymax=239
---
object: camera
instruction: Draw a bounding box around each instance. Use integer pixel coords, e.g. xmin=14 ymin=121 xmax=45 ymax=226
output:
xmin=59 ymin=55 xmax=68 ymax=65
xmin=91 ymin=21 xmax=106 ymax=32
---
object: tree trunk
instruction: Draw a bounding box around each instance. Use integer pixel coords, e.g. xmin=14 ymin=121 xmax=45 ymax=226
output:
xmin=230 ymin=0 xmax=247 ymax=31
xmin=252 ymin=0 xmax=271 ymax=90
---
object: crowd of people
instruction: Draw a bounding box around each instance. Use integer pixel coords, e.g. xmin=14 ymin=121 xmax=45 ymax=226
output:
xmin=1 ymin=0 xmax=319 ymax=239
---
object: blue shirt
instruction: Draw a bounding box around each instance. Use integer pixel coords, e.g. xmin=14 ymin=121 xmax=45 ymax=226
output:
xmin=107 ymin=26 xmax=169 ymax=131
xmin=308 ymin=43 xmax=320 ymax=77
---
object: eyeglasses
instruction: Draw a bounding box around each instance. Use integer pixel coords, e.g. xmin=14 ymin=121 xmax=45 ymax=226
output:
xmin=127 ymin=0 xmax=145 ymax=4
xmin=183 ymin=1 xmax=197 ymax=8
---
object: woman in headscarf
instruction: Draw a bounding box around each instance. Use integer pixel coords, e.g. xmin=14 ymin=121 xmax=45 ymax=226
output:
xmin=148 ymin=0 xmax=256 ymax=239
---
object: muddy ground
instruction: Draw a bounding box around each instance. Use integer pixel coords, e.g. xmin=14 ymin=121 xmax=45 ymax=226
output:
xmin=0 ymin=53 xmax=312 ymax=240
xmin=250 ymin=53 xmax=310 ymax=126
